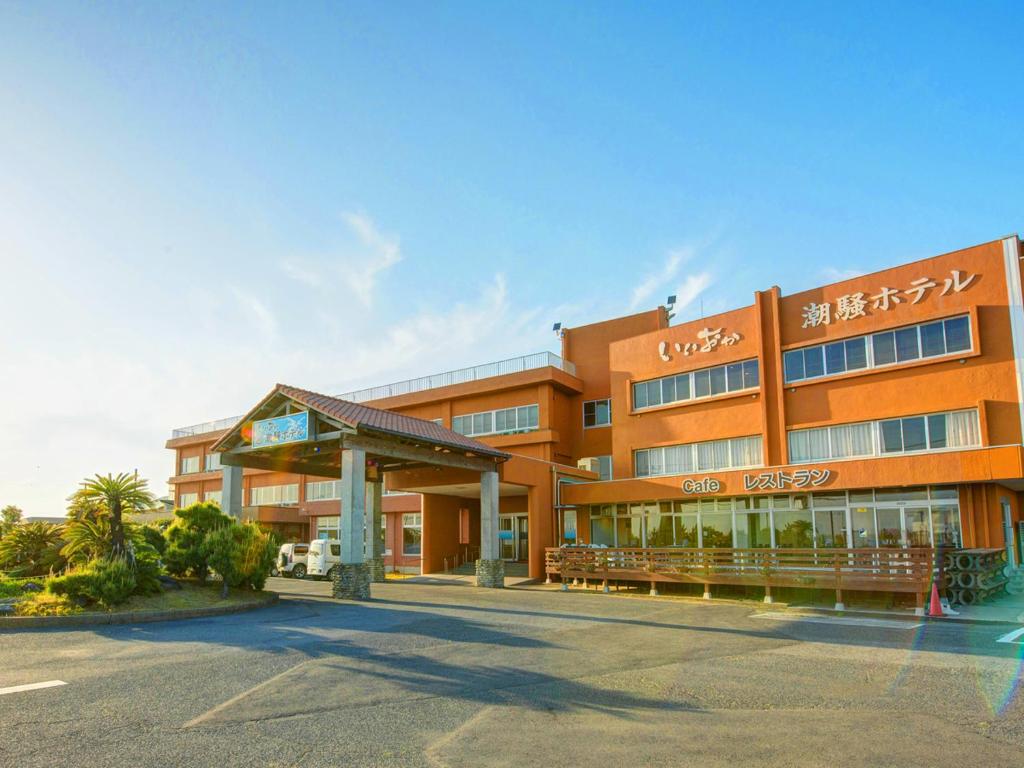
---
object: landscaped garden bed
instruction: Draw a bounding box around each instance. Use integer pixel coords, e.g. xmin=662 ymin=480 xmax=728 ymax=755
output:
xmin=0 ymin=472 xmax=279 ymax=626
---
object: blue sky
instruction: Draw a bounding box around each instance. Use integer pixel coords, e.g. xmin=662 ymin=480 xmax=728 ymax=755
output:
xmin=1 ymin=2 xmax=1022 ymax=514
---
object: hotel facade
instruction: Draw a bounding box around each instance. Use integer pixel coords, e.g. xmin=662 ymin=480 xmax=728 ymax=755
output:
xmin=167 ymin=235 xmax=1024 ymax=580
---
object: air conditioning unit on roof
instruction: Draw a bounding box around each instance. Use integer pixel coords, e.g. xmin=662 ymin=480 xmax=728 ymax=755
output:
xmin=577 ymin=457 xmax=601 ymax=474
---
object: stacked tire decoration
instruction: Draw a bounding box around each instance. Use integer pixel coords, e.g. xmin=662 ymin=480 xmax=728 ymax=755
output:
xmin=942 ymin=548 xmax=1009 ymax=606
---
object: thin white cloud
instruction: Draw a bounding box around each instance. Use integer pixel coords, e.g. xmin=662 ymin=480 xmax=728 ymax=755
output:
xmin=341 ymin=211 xmax=402 ymax=306
xmin=629 ymin=247 xmax=695 ymax=310
xmin=672 ymin=272 xmax=714 ymax=313
xmin=231 ymin=287 xmax=278 ymax=337
xmin=279 ymin=211 xmax=402 ymax=307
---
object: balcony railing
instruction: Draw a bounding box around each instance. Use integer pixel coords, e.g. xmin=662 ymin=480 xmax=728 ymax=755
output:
xmin=335 ymin=351 xmax=575 ymax=403
xmin=171 ymin=351 xmax=575 ymax=439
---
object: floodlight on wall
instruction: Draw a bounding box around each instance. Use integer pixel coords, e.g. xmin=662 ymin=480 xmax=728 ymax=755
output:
xmin=552 ymin=322 xmax=564 ymax=339
xmin=666 ymin=295 xmax=677 ymax=320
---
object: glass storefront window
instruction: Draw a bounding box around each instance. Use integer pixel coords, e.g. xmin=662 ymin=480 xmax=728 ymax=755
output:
xmin=702 ymin=512 xmax=733 ymax=548
xmin=591 ymin=516 xmax=615 ymax=546
xmin=814 ymin=509 xmax=847 ymax=547
xmin=616 ymin=516 xmax=643 ymax=547
xmin=904 ymin=507 xmax=931 ymax=547
xmin=931 ymin=506 xmax=962 ymax=547
xmin=674 ymin=514 xmax=700 ymax=547
xmin=851 ymin=507 xmax=876 ymax=547
xmin=773 ymin=510 xmax=813 ymax=547
xmin=402 ymin=513 xmax=422 ymax=555
xmin=876 ymin=508 xmax=903 ymax=547
xmin=736 ymin=511 xmax=772 ymax=548
xmin=646 ymin=505 xmax=674 ymax=547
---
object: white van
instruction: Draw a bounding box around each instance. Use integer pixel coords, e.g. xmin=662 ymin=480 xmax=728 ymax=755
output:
xmin=306 ymin=538 xmax=342 ymax=581
xmin=274 ymin=542 xmax=309 ymax=579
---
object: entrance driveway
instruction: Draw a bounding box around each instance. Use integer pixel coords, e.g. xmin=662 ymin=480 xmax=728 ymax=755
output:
xmin=1 ymin=577 xmax=1022 ymax=767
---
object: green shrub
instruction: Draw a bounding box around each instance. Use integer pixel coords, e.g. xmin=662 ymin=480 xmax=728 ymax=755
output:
xmin=202 ymin=523 xmax=278 ymax=596
xmin=132 ymin=544 xmax=163 ymax=595
xmin=47 ymin=557 xmax=137 ymax=607
xmin=163 ymin=502 xmax=233 ymax=580
xmin=0 ymin=522 xmax=66 ymax=577
xmin=141 ymin=525 xmax=167 ymax=556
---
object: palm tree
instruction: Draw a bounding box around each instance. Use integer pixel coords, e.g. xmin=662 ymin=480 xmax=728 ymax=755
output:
xmin=75 ymin=473 xmax=154 ymax=560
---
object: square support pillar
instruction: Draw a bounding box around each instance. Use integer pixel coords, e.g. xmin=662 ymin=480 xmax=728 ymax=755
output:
xmin=476 ymin=468 xmax=504 ymax=588
xmin=221 ymin=464 xmax=243 ymax=521
xmin=334 ymin=447 xmax=370 ymax=600
xmin=365 ymin=480 xmax=385 ymax=583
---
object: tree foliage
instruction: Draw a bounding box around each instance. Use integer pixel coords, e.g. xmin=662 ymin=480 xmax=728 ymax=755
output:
xmin=202 ymin=523 xmax=278 ymax=597
xmin=0 ymin=521 xmax=66 ymax=576
xmin=163 ymin=502 xmax=233 ymax=580
xmin=72 ymin=474 xmax=154 ymax=560
xmin=0 ymin=505 xmax=23 ymax=539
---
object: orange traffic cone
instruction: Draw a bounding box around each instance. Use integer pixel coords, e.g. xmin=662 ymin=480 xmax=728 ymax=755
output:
xmin=928 ymin=582 xmax=944 ymax=617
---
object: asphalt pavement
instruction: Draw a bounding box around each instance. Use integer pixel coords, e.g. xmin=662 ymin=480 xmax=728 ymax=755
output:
xmin=1 ymin=577 xmax=1022 ymax=767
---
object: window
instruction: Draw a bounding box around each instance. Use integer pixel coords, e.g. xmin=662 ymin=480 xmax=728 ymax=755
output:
xmin=596 ymin=455 xmax=613 ymax=481
xmin=583 ymin=399 xmax=611 ymax=428
xmin=784 ymin=315 xmax=972 ymax=384
xmin=250 ymin=484 xmax=299 ymax=506
xmin=633 ymin=359 xmax=759 ymax=410
xmin=204 ymin=453 xmax=222 ymax=472
xmin=204 ymin=490 xmax=222 ymax=505
xmin=634 ymin=435 xmax=763 ymax=477
xmin=180 ymin=455 xmax=200 ymax=475
xmin=306 ymin=480 xmax=342 ymax=502
xmin=453 ymin=405 xmax=539 ymax=437
xmin=316 ymin=516 xmax=339 ymax=539
xmin=788 ymin=409 xmax=980 ymax=463
xmin=178 ymin=492 xmax=198 ymax=508
xmin=402 ymin=513 xmax=422 ymax=555
xmin=586 ymin=486 xmax=961 ymax=549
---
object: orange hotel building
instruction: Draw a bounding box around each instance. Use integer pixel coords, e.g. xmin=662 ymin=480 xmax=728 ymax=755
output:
xmin=167 ymin=235 xmax=1024 ymax=580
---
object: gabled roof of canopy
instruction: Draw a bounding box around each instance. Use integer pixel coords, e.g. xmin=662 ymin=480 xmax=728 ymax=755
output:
xmin=210 ymin=383 xmax=510 ymax=461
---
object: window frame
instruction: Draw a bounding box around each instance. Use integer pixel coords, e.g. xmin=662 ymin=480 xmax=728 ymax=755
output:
xmin=452 ymin=404 xmax=540 ymax=437
xmin=634 ymin=435 xmax=764 ymax=478
xmin=632 ymin=358 xmax=759 ymax=412
xmin=783 ymin=314 xmax=973 ymax=385
xmin=787 ymin=408 xmax=981 ymax=464
xmin=583 ymin=398 xmax=612 ymax=429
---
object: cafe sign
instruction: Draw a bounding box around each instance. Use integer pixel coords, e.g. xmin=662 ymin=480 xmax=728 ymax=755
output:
xmin=252 ymin=411 xmax=311 ymax=448
xmin=682 ymin=477 xmax=721 ymax=494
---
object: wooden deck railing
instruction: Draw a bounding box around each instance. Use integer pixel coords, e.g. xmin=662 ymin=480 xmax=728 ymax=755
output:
xmin=545 ymin=546 xmax=937 ymax=611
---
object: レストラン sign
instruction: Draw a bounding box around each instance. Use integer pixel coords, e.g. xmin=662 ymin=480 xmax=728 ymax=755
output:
xmin=743 ymin=469 xmax=831 ymax=491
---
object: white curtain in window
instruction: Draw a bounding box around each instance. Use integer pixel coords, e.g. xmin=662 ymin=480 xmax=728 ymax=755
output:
xmin=648 ymin=448 xmax=665 ymax=476
xmin=712 ymin=439 xmax=730 ymax=470
xmin=663 ymin=446 xmax=681 ymax=474
xmin=946 ymin=409 xmax=980 ymax=448
xmin=788 ymin=431 xmax=810 ymax=463
xmin=830 ymin=422 xmax=874 ymax=458
xmin=806 ymin=428 xmax=831 ymax=461
xmin=730 ymin=436 xmax=762 ymax=467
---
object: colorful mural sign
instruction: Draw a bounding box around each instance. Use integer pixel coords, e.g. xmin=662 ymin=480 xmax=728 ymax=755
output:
xmin=252 ymin=411 xmax=310 ymax=448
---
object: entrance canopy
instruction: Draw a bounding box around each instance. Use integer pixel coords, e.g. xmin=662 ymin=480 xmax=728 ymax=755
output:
xmin=210 ymin=383 xmax=510 ymax=477
xmin=210 ymin=384 xmax=513 ymax=596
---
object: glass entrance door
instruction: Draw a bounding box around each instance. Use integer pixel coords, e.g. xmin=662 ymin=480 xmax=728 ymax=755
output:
xmin=516 ymin=516 xmax=529 ymax=562
xmin=499 ymin=516 xmax=516 ymax=560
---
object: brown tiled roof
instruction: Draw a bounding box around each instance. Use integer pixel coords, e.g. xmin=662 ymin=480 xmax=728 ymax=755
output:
xmin=213 ymin=383 xmax=509 ymax=460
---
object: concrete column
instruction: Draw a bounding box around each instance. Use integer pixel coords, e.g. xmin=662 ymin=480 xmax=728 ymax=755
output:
xmin=221 ymin=464 xmax=243 ymax=520
xmin=365 ymin=480 xmax=385 ymax=582
xmin=476 ymin=469 xmax=504 ymax=588
xmin=333 ymin=448 xmax=370 ymax=600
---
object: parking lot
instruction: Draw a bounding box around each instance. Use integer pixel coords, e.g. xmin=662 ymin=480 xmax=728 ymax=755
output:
xmin=2 ymin=577 xmax=1023 ymax=767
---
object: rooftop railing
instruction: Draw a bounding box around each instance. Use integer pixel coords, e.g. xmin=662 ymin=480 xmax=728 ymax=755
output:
xmin=171 ymin=351 xmax=575 ymax=439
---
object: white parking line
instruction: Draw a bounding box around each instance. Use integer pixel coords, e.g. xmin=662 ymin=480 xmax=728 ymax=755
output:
xmin=0 ymin=680 xmax=67 ymax=696
xmin=995 ymin=627 xmax=1024 ymax=644
xmin=752 ymin=611 xmax=922 ymax=630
